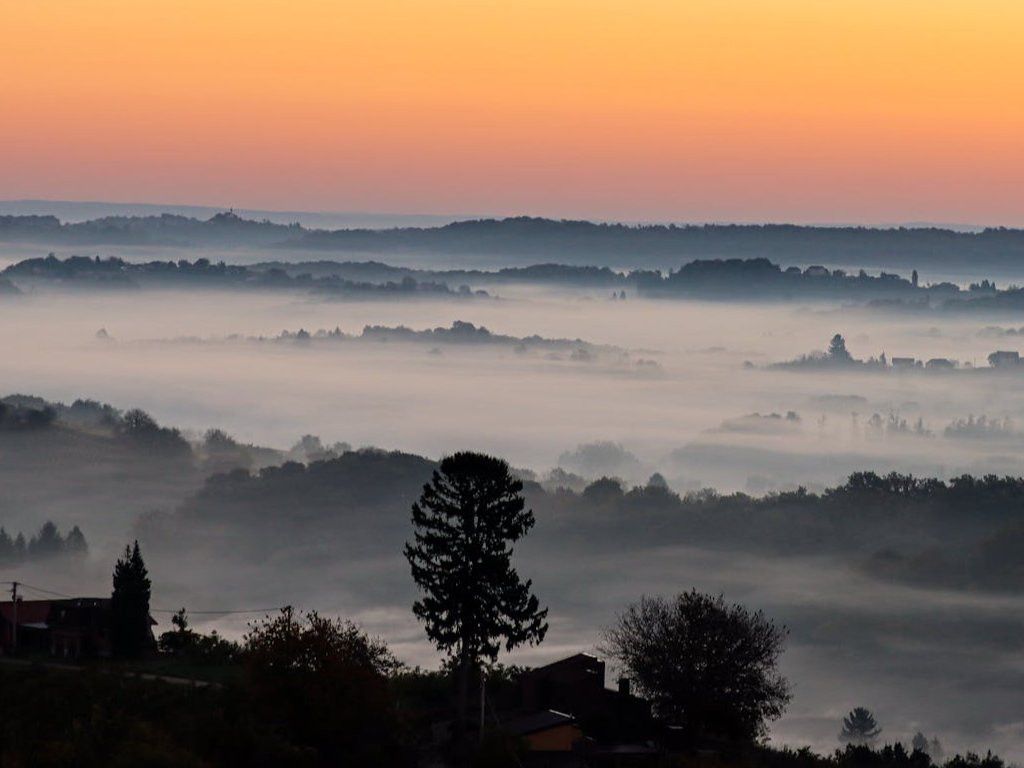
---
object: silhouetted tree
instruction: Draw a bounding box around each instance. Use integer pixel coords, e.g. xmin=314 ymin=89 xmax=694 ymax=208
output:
xmin=118 ymin=408 xmax=190 ymax=457
xmin=203 ymin=428 xmax=237 ymax=450
xmin=28 ymin=521 xmax=63 ymax=557
xmin=647 ymin=472 xmax=669 ymax=490
xmin=603 ymin=590 xmax=790 ymax=743
xmin=171 ymin=607 xmax=189 ymax=633
xmin=64 ymin=525 xmax=88 ymax=556
xmin=121 ymin=408 xmax=159 ymax=434
xmin=828 ymin=334 xmax=853 ymax=362
xmin=912 ymin=732 xmax=929 ymax=753
xmin=158 ymin=608 xmax=192 ymax=654
xmin=840 ymin=707 xmax=882 ymax=745
xmin=405 ymin=452 xmax=548 ymax=745
xmin=243 ymin=606 xmax=403 ymax=764
xmin=582 ymin=476 xmax=625 ymax=504
xmin=111 ymin=541 xmax=152 ymax=658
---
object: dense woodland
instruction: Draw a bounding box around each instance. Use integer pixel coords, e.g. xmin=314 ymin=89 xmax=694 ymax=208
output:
xmin=6 ymin=393 xmax=1024 ymax=594
xmin=139 ymin=452 xmax=1024 ymax=594
xmin=9 ymin=250 xmax=1024 ymax=312
xmin=1 ymin=253 xmax=479 ymax=298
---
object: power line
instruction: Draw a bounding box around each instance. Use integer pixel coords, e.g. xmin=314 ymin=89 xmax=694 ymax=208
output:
xmin=4 ymin=580 xmax=282 ymax=615
xmin=14 ymin=582 xmax=73 ymax=599
xmin=151 ymin=607 xmax=281 ymax=615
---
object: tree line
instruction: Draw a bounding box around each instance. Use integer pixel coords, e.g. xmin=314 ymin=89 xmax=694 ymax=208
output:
xmin=138 ymin=443 xmax=1024 ymax=602
xmin=0 ymin=521 xmax=87 ymax=564
xmin=9 ymin=211 xmax=1024 ymax=273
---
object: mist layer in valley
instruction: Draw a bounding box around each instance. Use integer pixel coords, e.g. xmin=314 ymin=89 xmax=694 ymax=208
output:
xmin=2 ymin=281 xmax=1022 ymax=487
xmin=4 ymin=258 xmax=1024 ymax=760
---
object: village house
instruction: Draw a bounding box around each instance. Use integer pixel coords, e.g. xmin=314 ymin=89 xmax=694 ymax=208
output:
xmin=988 ymin=350 xmax=1021 ymax=368
xmin=429 ymin=653 xmax=658 ymax=765
xmin=891 ymin=356 xmax=918 ymax=369
xmin=508 ymin=653 xmax=657 ymax=762
xmin=0 ymin=597 xmax=155 ymax=659
xmin=500 ymin=709 xmax=583 ymax=753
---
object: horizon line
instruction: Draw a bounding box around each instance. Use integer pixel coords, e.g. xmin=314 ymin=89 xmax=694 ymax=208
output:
xmin=0 ymin=198 xmax=1000 ymax=233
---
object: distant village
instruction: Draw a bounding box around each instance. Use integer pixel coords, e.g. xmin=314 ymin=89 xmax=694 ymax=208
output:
xmin=769 ymin=334 xmax=1024 ymax=372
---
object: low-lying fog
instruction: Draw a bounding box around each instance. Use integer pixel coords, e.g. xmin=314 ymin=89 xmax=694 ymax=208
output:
xmin=4 ymin=277 xmax=1024 ymax=760
xmin=2 ymin=285 xmax=1020 ymax=487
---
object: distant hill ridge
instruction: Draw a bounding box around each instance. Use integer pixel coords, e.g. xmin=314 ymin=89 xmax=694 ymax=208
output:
xmin=3 ymin=212 xmax=1024 ymax=270
xmin=0 ymin=199 xmax=461 ymax=229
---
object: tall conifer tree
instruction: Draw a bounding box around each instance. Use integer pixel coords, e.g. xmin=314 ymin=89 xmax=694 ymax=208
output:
xmin=405 ymin=452 xmax=548 ymax=744
xmin=111 ymin=540 xmax=152 ymax=658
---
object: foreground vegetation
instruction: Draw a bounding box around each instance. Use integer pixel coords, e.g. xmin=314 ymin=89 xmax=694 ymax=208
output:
xmin=0 ymin=659 xmax=1009 ymax=768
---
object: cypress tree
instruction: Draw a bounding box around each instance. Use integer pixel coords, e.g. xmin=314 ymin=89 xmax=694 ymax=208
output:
xmin=111 ymin=541 xmax=152 ymax=658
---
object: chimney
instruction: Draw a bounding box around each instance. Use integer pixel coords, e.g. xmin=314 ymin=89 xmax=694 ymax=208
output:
xmin=617 ymin=677 xmax=631 ymax=696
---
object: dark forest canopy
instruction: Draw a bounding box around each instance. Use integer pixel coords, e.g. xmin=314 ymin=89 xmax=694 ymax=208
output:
xmin=0 ymin=394 xmax=290 ymax=556
xmin=0 ymin=394 xmax=190 ymax=457
xmin=4 ymin=252 xmax=1019 ymax=310
xmin=6 ymin=212 xmax=1024 ymax=272
xmin=138 ymin=439 xmax=1024 ymax=597
xmin=0 ymin=393 xmax=281 ymax=474
xmin=9 ymin=391 xmax=1024 ymax=597
xmin=1 ymin=253 xmax=483 ymax=298
xmin=255 ymin=259 xmax=632 ymax=288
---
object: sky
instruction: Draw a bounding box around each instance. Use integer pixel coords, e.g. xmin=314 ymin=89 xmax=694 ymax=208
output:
xmin=2 ymin=0 xmax=1023 ymax=224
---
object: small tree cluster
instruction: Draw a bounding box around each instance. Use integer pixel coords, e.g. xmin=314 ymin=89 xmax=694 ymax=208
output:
xmin=0 ymin=522 xmax=87 ymax=564
xmin=830 ymin=743 xmax=999 ymax=768
xmin=0 ymin=400 xmax=56 ymax=430
xmin=243 ymin=607 xmax=404 ymax=764
xmin=117 ymin=408 xmax=191 ymax=457
xmin=157 ymin=608 xmax=240 ymax=664
xmin=912 ymin=732 xmax=945 ymax=762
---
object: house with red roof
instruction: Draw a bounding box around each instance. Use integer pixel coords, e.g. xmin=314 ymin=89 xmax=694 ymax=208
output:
xmin=0 ymin=597 xmax=155 ymax=659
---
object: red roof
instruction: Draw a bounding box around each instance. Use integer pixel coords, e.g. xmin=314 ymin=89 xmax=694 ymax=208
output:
xmin=0 ymin=600 xmax=55 ymax=626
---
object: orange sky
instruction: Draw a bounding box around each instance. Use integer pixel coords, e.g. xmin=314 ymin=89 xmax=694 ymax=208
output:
xmin=2 ymin=0 xmax=1023 ymax=223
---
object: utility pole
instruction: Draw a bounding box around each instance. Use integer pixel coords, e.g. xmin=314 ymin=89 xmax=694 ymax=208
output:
xmin=479 ymin=668 xmax=486 ymax=744
xmin=9 ymin=581 xmax=18 ymax=655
